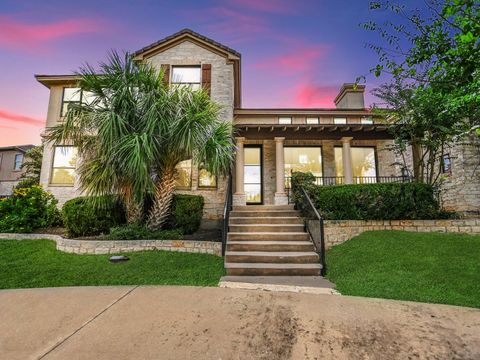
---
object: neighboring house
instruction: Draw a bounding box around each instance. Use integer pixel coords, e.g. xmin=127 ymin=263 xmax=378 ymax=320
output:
xmin=0 ymin=145 xmax=35 ymax=196
xmin=34 ymin=29 xmax=479 ymax=225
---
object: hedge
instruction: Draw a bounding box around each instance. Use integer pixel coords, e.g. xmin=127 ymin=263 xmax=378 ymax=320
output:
xmin=169 ymin=194 xmax=204 ymax=234
xmin=292 ymin=172 xmax=446 ymax=220
xmin=62 ymin=196 xmax=126 ymax=237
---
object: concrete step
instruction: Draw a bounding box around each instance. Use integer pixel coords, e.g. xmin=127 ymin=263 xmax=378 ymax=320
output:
xmin=227 ymin=241 xmax=315 ymax=252
xmin=229 ymin=217 xmax=303 ymax=225
xmin=232 ymin=205 xmax=295 ymax=211
xmin=225 ymin=262 xmax=322 ymax=276
xmin=225 ymin=251 xmax=319 ymax=263
xmin=229 ymin=224 xmax=305 ymax=233
xmin=228 ymin=232 xmax=310 ymax=242
xmin=230 ymin=210 xmax=300 ymax=218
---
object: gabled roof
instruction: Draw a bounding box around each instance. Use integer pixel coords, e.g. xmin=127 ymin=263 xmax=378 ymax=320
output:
xmin=133 ymin=28 xmax=241 ymax=61
xmin=0 ymin=144 xmax=35 ymax=153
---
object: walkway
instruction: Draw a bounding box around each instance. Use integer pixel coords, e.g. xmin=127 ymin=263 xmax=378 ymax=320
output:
xmin=0 ymin=286 xmax=479 ymax=359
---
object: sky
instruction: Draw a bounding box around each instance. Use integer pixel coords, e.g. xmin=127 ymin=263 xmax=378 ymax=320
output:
xmin=0 ymin=0 xmax=421 ymax=147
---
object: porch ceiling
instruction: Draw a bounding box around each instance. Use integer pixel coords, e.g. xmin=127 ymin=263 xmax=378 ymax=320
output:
xmin=234 ymin=124 xmax=394 ymax=140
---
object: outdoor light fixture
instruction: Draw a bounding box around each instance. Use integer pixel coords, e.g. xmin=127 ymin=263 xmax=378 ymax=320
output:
xmin=109 ymin=255 xmax=129 ymax=263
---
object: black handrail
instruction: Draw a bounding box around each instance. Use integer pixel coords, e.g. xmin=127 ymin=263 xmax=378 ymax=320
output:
xmin=221 ymin=175 xmax=233 ymax=256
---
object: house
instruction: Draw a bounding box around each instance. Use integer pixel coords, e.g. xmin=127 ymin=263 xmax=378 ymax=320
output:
xmin=0 ymin=144 xmax=35 ymax=196
xmin=34 ymin=29 xmax=479 ymax=222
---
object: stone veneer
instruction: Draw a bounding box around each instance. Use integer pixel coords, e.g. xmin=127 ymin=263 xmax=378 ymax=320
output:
xmin=323 ymin=219 xmax=480 ymax=249
xmin=0 ymin=234 xmax=222 ymax=256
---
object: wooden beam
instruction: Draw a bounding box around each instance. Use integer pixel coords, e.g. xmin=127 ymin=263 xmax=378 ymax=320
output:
xmin=352 ymin=126 xmax=363 ymax=132
xmin=257 ymin=126 xmax=261 ymax=132
xmin=328 ymin=126 xmax=338 ymax=132
xmin=316 ymin=126 xmax=325 ymax=131
xmin=270 ymin=126 xmax=274 ymax=132
xmin=293 ymin=126 xmax=299 ymax=132
xmin=340 ymin=126 xmax=351 ymax=132
xmin=282 ymin=126 xmax=287 ymax=131
xmin=305 ymin=126 xmax=312 ymax=132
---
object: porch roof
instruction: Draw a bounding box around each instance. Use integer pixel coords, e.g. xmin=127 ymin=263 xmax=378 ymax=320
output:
xmin=234 ymin=123 xmax=393 ymax=140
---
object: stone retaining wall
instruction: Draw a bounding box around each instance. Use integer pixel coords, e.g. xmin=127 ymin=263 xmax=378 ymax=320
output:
xmin=0 ymin=234 xmax=222 ymax=256
xmin=324 ymin=219 xmax=480 ymax=249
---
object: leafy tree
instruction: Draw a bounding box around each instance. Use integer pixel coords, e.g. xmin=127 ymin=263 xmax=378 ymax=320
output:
xmin=19 ymin=145 xmax=43 ymax=183
xmin=44 ymin=51 xmax=235 ymax=229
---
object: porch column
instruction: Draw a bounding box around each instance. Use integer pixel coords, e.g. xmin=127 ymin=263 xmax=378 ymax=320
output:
xmin=274 ymin=137 xmax=288 ymax=205
xmin=233 ymin=137 xmax=246 ymax=206
xmin=341 ymin=137 xmax=354 ymax=184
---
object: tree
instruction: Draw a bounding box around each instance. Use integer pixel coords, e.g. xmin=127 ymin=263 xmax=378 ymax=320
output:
xmin=363 ymin=0 xmax=480 ymax=183
xmin=44 ymin=51 xmax=235 ymax=229
xmin=20 ymin=145 xmax=43 ymax=183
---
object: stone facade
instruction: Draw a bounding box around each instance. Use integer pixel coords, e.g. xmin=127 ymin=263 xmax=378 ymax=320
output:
xmin=0 ymin=234 xmax=222 ymax=256
xmin=323 ymin=219 xmax=480 ymax=249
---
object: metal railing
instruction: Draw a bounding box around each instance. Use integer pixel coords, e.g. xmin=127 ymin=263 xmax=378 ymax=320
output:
xmin=293 ymin=186 xmax=326 ymax=276
xmin=221 ymin=175 xmax=233 ymax=256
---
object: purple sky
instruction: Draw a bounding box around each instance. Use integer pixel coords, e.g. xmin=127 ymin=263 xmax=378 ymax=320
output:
xmin=0 ymin=0 xmax=420 ymax=146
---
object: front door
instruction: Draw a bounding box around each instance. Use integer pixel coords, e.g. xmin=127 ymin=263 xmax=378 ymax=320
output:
xmin=244 ymin=146 xmax=262 ymax=204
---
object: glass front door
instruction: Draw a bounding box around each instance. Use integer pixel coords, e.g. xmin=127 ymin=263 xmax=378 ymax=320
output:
xmin=244 ymin=147 xmax=262 ymax=204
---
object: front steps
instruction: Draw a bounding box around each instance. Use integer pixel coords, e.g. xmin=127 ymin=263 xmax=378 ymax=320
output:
xmin=225 ymin=205 xmax=322 ymax=276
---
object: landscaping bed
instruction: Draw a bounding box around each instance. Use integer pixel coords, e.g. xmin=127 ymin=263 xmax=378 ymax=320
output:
xmin=326 ymin=230 xmax=480 ymax=308
xmin=0 ymin=239 xmax=224 ymax=289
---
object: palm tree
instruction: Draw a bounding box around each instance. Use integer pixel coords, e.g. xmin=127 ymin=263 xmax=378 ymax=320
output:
xmin=44 ymin=51 xmax=235 ymax=229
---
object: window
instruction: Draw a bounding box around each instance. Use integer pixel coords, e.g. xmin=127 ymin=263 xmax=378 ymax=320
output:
xmin=284 ymin=147 xmax=322 ymax=187
xmin=335 ymin=147 xmax=376 ymax=182
xmin=51 ymin=146 xmax=77 ymax=185
xmin=14 ymin=154 xmax=23 ymax=170
xmin=442 ymin=154 xmax=451 ymax=173
xmin=334 ymin=117 xmax=347 ymax=125
xmin=171 ymin=66 xmax=201 ymax=90
xmin=361 ymin=116 xmax=373 ymax=124
xmin=244 ymin=147 xmax=262 ymax=203
xmin=278 ymin=117 xmax=292 ymax=124
xmin=306 ymin=117 xmax=319 ymax=124
xmin=198 ymin=168 xmax=217 ymax=188
xmin=61 ymin=87 xmax=82 ymax=116
xmin=175 ymin=159 xmax=192 ymax=188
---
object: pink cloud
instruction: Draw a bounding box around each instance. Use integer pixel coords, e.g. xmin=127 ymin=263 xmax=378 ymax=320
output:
xmin=226 ymin=0 xmax=293 ymax=13
xmin=291 ymin=83 xmax=337 ymax=107
xmin=0 ymin=15 xmax=104 ymax=50
xmin=254 ymin=44 xmax=330 ymax=75
xmin=0 ymin=109 xmax=45 ymax=127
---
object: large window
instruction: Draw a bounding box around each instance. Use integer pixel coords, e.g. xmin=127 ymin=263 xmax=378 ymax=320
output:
xmin=14 ymin=154 xmax=23 ymax=170
xmin=51 ymin=146 xmax=77 ymax=185
xmin=171 ymin=66 xmax=201 ymax=90
xmin=175 ymin=160 xmax=192 ymax=189
xmin=198 ymin=167 xmax=217 ymax=188
xmin=244 ymin=147 xmax=262 ymax=203
xmin=335 ymin=147 xmax=376 ymax=181
xmin=284 ymin=147 xmax=322 ymax=187
xmin=61 ymin=87 xmax=82 ymax=116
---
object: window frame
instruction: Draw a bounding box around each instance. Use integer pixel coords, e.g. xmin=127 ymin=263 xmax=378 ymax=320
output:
xmin=175 ymin=159 xmax=193 ymax=190
xmin=442 ymin=153 xmax=452 ymax=173
xmin=284 ymin=145 xmax=324 ymax=187
xmin=171 ymin=65 xmax=202 ymax=89
xmin=60 ymin=87 xmax=83 ymax=117
xmin=49 ymin=146 xmax=77 ymax=186
xmin=306 ymin=117 xmax=319 ymax=125
xmin=14 ymin=153 xmax=23 ymax=171
xmin=278 ymin=117 xmax=292 ymax=125
xmin=334 ymin=145 xmax=379 ymax=180
xmin=197 ymin=167 xmax=218 ymax=189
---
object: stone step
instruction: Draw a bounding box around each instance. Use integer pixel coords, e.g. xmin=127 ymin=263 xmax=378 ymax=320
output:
xmin=225 ymin=262 xmax=322 ymax=276
xmin=225 ymin=251 xmax=319 ymax=263
xmin=230 ymin=210 xmax=300 ymax=218
xmin=229 ymin=224 xmax=305 ymax=233
xmin=232 ymin=205 xmax=295 ymax=211
xmin=228 ymin=232 xmax=310 ymax=241
xmin=227 ymin=241 xmax=315 ymax=252
xmin=229 ymin=217 xmax=303 ymax=225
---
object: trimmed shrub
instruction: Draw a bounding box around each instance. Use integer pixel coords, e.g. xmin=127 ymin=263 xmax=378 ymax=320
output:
xmin=169 ymin=194 xmax=204 ymax=234
xmin=62 ymin=196 xmax=125 ymax=237
xmin=107 ymin=224 xmax=182 ymax=240
xmin=0 ymin=185 xmax=61 ymax=233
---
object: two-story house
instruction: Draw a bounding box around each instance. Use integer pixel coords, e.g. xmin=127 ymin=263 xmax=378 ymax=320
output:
xmin=0 ymin=144 xmax=34 ymax=196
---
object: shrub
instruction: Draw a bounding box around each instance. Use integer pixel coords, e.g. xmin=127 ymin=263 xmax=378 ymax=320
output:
xmin=14 ymin=177 xmax=39 ymax=190
xmin=292 ymin=172 xmax=444 ymax=220
xmin=107 ymin=224 xmax=182 ymax=240
xmin=62 ymin=196 xmax=125 ymax=237
xmin=0 ymin=185 xmax=61 ymax=233
xmin=169 ymin=194 xmax=204 ymax=234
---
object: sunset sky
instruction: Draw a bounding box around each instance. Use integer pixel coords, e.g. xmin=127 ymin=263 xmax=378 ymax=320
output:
xmin=0 ymin=0 xmax=421 ymax=147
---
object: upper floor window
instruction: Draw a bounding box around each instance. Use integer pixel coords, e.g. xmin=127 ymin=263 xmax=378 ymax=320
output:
xmin=171 ymin=66 xmax=201 ymax=90
xmin=61 ymin=87 xmax=82 ymax=116
xmin=306 ymin=117 xmax=319 ymax=124
xmin=175 ymin=159 xmax=192 ymax=189
xmin=334 ymin=117 xmax=347 ymax=125
xmin=361 ymin=116 xmax=373 ymax=124
xmin=51 ymin=146 xmax=77 ymax=185
xmin=442 ymin=154 xmax=451 ymax=173
xmin=14 ymin=154 xmax=23 ymax=170
xmin=278 ymin=117 xmax=292 ymax=124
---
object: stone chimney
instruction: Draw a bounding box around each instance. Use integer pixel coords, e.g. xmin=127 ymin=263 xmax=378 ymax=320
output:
xmin=334 ymin=83 xmax=366 ymax=109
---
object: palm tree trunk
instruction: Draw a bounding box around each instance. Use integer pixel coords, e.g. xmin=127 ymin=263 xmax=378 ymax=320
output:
xmin=147 ymin=168 xmax=176 ymax=231
xmin=125 ymin=199 xmax=143 ymax=224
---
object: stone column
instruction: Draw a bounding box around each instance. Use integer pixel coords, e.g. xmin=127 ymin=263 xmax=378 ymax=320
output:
xmin=341 ymin=137 xmax=353 ymax=184
xmin=274 ymin=137 xmax=288 ymax=205
xmin=233 ymin=137 xmax=246 ymax=206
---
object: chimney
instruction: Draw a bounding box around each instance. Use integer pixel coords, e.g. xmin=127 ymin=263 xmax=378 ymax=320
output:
xmin=334 ymin=83 xmax=365 ymax=109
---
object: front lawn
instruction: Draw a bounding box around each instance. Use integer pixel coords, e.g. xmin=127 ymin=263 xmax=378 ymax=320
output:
xmin=326 ymin=231 xmax=480 ymax=308
xmin=0 ymin=240 xmax=224 ymax=289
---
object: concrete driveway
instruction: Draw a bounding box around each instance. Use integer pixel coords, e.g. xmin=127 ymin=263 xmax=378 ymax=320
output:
xmin=0 ymin=286 xmax=479 ymax=360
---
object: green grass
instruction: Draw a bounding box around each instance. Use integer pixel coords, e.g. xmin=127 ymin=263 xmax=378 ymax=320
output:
xmin=326 ymin=231 xmax=480 ymax=308
xmin=0 ymin=240 xmax=225 ymax=289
